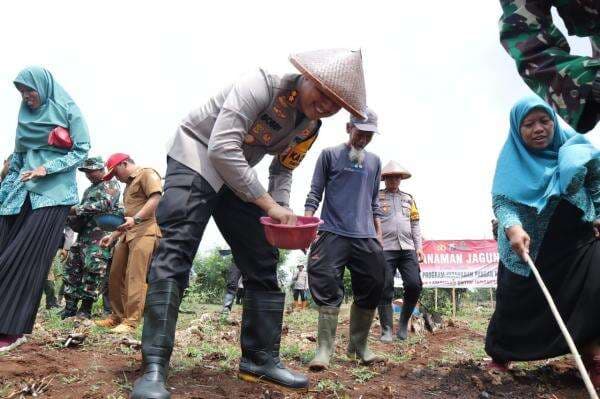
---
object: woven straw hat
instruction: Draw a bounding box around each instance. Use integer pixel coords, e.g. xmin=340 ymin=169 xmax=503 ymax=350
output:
xmin=289 ymin=49 xmax=367 ymax=119
xmin=381 ymin=160 xmax=412 ymax=180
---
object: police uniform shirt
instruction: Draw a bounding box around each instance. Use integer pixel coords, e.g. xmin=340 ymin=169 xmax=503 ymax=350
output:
xmin=379 ymin=189 xmax=423 ymax=251
xmin=166 ymin=69 xmax=320 ymax=207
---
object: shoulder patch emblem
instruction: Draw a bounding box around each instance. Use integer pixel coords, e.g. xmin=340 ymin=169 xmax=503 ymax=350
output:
xmin=262 ymin=132 xmax=272 ymax=144
xmin=277 ymin=96 xmax=289 ymax=109
xmin=273 ymin=105 xmax=287 ymax=119
xmin=287 ymin=90 xmax=298 ymax=104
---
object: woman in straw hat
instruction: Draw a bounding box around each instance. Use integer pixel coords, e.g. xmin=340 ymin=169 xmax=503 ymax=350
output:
xmin=376 ymin=161 xmax=424 ymax=343
xmin=131 ymin=48 xmax=368 ymax=398
xmin=486 ymin=96 xmax=600 ymax=384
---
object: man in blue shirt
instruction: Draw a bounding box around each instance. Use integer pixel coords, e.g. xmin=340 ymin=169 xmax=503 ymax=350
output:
xmin=304 ymin=108 xmax=386 ymax=371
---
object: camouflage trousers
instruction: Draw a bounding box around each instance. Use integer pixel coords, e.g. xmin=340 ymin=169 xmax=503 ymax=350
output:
xmin=63 ymin=242 xmax=112 ymax=301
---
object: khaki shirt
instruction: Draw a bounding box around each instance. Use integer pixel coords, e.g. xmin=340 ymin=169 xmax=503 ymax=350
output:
xmin=123 ymin=167 xmax=163 ymax=242
xmin=379 ymin=189 xmax=422 ymax=251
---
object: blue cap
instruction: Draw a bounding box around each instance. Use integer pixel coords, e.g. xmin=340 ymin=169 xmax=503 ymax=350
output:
xmin=349 ymin=108 xmax=378 ymax=133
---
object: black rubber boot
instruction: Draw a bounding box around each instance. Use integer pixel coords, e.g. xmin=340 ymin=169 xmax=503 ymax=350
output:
xmin=60 ymin=295 xmax=78 ymax=319
xmin=130 ymin=279 xmax=181 ymax=399
xmin=397 ymin=299 xmax=417 ymax=340
xmin=102 ymin=291 xmax=112 ymax=316
xmin=76 ymin=299 xmax=94 ymax=319
xmin=377 ymin=303 xmax=394 ymax=343
xmin=44 ymin=280 xmax=59 ymax=310
xmin=238 ymin=291 xmax=308 ymax=392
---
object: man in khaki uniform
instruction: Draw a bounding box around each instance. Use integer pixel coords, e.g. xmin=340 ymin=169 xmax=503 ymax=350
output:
xmin=377 ymin=161 xmax=424 ymax=342
xmin=96 ymin=153 xmax=162 ymax=334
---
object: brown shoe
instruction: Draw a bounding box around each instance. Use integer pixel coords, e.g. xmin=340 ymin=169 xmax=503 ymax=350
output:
xmin=110 ymin=323 xmax=135 ymax=334
xmin=95 ymin=315 xmax=121 ymax=328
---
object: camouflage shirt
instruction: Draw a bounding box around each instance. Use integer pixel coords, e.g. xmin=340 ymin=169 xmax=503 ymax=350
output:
xmin=499 ymin=0 xmax=600 ymax=132
xmin=69 ymin=179 xmax=122 ymax=243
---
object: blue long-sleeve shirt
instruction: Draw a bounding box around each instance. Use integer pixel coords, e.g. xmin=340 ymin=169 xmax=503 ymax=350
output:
xmin=0 ymin=143 xmax=89 ymax=215
xmin=305 ymin=143 xmax=382 ymax=239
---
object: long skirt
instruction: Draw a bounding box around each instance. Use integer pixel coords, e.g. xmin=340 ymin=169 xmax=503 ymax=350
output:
xmin=485 ymin=200 xmax=600 ymax=361
xmin=0 ymin=197 xmax=69 ymax=335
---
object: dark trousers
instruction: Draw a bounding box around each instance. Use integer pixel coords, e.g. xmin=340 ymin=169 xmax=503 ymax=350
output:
xmin=0 ymin=197 xmax=69 ymax=334
xmin=380 ymin=250 xmax=422 ymax=305
xmin=307 ymin=232 xmax=385 ymax=309
xmin=293 ymin=289 xmax=306 ymax=301
xmin=236 ymin=288 xmax=244 ymax=304
xmin=148 ymin=157 xmax=279 ymax=292
xmin=226 ymin=262 xmax=242 ymax=295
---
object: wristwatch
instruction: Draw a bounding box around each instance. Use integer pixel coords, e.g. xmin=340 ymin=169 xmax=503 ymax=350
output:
xmin=133 ymin=216 xmax=143 ymax=225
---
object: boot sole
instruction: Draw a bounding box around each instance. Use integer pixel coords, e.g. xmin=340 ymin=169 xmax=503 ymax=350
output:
xmin=346 ymin=352 xmax=384 ymax=365
xmin=238 ymin=372 xmax=308 ymax=393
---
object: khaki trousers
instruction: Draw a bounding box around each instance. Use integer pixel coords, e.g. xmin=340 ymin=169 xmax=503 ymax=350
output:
xmin=108 ymin=235 xmax=159 ymax=327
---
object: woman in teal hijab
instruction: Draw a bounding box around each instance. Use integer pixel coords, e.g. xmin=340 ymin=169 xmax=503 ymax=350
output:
xmin=0 ymin=66 xmax=90 ymax=352
xmin=485 ymin=96 xmax=600 ymax=385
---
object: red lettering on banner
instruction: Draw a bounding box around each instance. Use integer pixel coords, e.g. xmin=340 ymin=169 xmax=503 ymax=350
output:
xmin=394 ymin=240 xmax=499 ymax=289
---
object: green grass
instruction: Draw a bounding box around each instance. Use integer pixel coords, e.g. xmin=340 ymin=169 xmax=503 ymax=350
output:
xmin=60 ymin=374 xmax=81 ymax=384
xmin=315 ymin=378 xmax=345 ymax=394
xmin=0 ymin=382 xmax=14 ymax=398
xmin=350 ymin=366 xmax=377 ymax=383
xmin=280 ymin=342 xmax=313 ymax=364
xmin=113 ymin=371 xmax=133 ymax=393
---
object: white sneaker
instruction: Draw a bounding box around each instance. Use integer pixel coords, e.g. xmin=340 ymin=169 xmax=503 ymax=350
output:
xmin=0 ymin=335 xmax=27 ymax=353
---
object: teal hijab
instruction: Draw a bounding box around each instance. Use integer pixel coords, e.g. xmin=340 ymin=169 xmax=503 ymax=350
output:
xmin=13 ymin=66 xmax=90 ymax=201
xmin=492 ymin=96 xmax=599 ymax=212
xmin=14 ymin=66 xmax=88 ymax=153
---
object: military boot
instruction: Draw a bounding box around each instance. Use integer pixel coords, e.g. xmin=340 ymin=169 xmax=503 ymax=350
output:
xmin=346 ymin=304 xmax=382 ymax=365
xmin=308 ymin=306 xmax=339 ymax=371
xmin=44 ymin=280 xmax=59 ymax=310
xmin=60 ymin=295 xmax=78 ymax=319
xmin=377 ymin=303 xmax=394 ymax=343
xmin=130 ymin=279 xmax=181 ymax=399
xmin=238 ymin=291 xmax=308 ymax=391
xmin=76 ymin=299 xmax=94 ymax=319
xmin=102 ymin=291 xmax=112 ymax=316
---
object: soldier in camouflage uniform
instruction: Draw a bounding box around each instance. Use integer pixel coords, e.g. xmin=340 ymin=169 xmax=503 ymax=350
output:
xmin=60 ymin=157 xmax=122 ymax=319
xmin=499 ymin=0 xmax=600 ymax=133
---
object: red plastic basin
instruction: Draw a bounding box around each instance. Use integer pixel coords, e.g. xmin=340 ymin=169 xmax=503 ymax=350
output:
xmin=260 ymin=216 xmax=323 ymax=250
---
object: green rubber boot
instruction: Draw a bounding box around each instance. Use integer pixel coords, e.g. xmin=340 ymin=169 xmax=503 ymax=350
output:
xmin=308 ymin=306 xmax=339 ymax=371
xmin=377 ymin=303 xmax=394 ymax=343
xmin=346 ymin=303 xmax=382 ymax=365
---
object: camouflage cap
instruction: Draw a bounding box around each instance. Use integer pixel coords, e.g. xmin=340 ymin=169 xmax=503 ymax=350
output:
xmin=78 ymin=156 xmax=105 ymax=172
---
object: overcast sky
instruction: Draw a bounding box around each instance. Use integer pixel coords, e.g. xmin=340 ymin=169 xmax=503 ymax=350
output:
xmin=1 ymin=1 xmax=598 ymax=258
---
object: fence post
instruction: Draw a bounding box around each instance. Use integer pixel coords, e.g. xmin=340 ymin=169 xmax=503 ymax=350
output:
xmin=451 ymin=287 xmax=456 ymax=318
